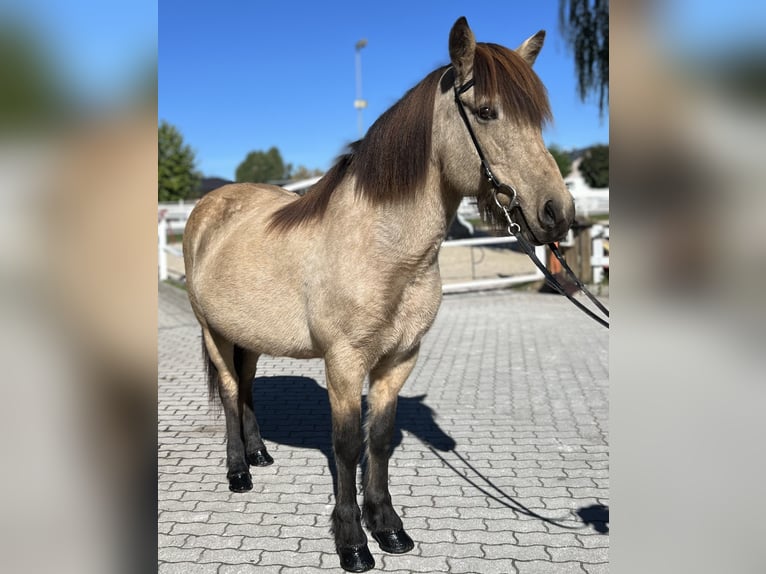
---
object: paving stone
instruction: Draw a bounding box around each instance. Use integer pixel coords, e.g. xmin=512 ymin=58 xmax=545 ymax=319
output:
xmin=184 ymin=534 xmax=243 ymax=549
xmin=418 ymin=541 xmax=484 ymax=558
xmin=380 ymin=553 xmax=450 ymax=572
xmin=279 ymin=525 xmax=330 ymax=540
xmin=448 ymin=557 xmax=519 ymax=573
xmin=218 ymin=565 xmax=282 ymax=574
xmin=482 ymin=543 xmax=549 ymax=561
xmin=158 ymin=533 xmax=189 ymax=547
xmin=568 ymin=487 xmax=609 ymax=499
xmin=454 ymin=529 xmax=515 ymax=545
xmin=516 ymin=560 xmax=586 ymax=573
xmin=548 ymin=546 xmax=608 ymax=563
xmin=258 ymin=550 xmax=323 ymax=567
xmin=404 ymin=505 xmax=461 ymax=519
xmin=280 ymin=567 xmax=336 ymax=574
xmin=258 ymin=512 xmax=311 ymax=526
xmin=408 ymin=527 xmax=456 ymax=544
xmin=170 ymin=522 xmax=227 ymax=536
xmin=240 ymin=536 xmax=301 ymax=552
xmin=195 ymin=500 xmax=248 ymax=512
xmin=427 ymin=517 xmax=487 ymax=531
xmin=578 ymin=534 xmax=610 ymax=548
xmin=297 ymin=537 xmax=335 ymax=553
xmin=482 ymin=517 xmax=551 ymax=534
xmin=198 ymin=548 xmax=261 ymax=563
xmin=206 ymin=511 xmax=265 ymax=525
xmin=516 ymin=532 xmax=582 ymax=547
xmin=158 ymin=562 xmax=218 ymax=574
xmin=224 ymin=524 xmax=281 ymax=537
xmin=159 ymin=511 xmax=211 ymax=524
xmin=157 ymin=547 xmax=203 ymax=562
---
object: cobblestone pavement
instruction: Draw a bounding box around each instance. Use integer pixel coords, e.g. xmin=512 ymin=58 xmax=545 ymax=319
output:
xmin=159 ymin=282 xmax=609 ymax=573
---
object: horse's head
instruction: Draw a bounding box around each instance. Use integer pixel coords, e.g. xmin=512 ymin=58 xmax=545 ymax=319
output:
xmin=436 ymin=17 xmax=575 ymax=245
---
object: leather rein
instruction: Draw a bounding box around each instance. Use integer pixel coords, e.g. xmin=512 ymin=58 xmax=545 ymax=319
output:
xmin=453 ymin=76 xmax=610 ymax=329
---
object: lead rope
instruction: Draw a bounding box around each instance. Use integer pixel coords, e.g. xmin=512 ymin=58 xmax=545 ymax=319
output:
xmin=491 ymin=190 xmax=609 ymax=329
xmin=549 ymin=242 xmax=610 ymax=318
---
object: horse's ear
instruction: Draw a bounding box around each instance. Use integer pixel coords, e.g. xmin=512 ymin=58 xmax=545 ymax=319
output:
xmin=516 ymin=30 xmax=546 ymax=66
xmin=449 ymin=16 xmax=476 ymax=85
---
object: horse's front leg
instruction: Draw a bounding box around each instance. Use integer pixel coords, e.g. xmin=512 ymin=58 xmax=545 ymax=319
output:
xmin=363 ymin=346 xmax=419 ymax=554
xmin=325 ymin=352 xmax=375 ymax=573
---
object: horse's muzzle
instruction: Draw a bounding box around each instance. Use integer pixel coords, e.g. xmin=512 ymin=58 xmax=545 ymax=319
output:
xmin=531 ymin=195 xmax=573 ymax=243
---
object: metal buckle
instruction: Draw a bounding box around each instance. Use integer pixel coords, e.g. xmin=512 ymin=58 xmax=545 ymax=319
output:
xmin=491 ymin=188 xmax=521 ymax=235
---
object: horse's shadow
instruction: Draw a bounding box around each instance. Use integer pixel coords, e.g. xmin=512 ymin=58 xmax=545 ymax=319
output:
xmin=577 ymin=504 xmax=609 ymax=533
xmin=250 ymin=376 xmax=456 ymax=495
xmin=249 ymin=376 xmax=607 ymax=534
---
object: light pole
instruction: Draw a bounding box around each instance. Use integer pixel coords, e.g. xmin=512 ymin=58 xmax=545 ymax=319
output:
xmin=354 ymin=38 xmax=368 ymax=138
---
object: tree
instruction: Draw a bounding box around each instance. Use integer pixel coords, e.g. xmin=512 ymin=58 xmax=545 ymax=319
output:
xmin=579 ymin=144 xmax=609 ymax=188
xmin=235 ymin=147 xmax=289 ymax=183
xmin=158 ymin=120 xmax=200 ymax=201
xmin=559 ymin=0 xmax=609 ymax=115
xmin=290 ymin=165 xmax=325 ymax=180
xmin=548 ymin=145 xmax=573 ymax=178
xmin=0 ymin=21 xmax=69 ymax=131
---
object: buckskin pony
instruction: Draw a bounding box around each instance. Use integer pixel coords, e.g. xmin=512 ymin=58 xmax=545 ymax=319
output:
xmin=183 ymin=17 xmax=574 ymax=572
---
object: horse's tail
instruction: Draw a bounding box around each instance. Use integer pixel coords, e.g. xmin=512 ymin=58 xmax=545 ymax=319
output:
xmin=202 ymin=332 xmax=219 ymax=403
xmin=202 ymin=332 xmax=245 ymax=404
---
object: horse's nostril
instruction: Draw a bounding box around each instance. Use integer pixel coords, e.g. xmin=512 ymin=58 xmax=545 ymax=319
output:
xmin=542 ymin=200 xmax=557 ymax=230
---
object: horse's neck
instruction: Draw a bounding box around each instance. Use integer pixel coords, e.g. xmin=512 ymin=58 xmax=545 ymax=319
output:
xmin=418 ymin=171 xmax=464 ymax=240
xmin=339 ymin=169 xmax=461 ymax=261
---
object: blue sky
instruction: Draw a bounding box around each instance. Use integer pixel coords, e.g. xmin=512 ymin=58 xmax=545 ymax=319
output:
xmin=160 ymin=1 xmax=609 ymax=180
xmin=2 ymin=0 xmax=156 ymax=106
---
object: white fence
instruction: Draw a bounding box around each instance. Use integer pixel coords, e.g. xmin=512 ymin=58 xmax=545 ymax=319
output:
xmin=572 ymin=189 xmax=609 ymax=218
xmin=158 ymin=200 xmax=196 ymax=235
xmin=158 ymin=201 xmax=195 ymax=281
xmin=440 ymin=236 xmax=546 ymax=293
xmin=590 ymin=223 xmax=609 ymax=284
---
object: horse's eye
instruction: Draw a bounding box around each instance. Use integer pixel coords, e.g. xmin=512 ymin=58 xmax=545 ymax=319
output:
xmin=477 ymin=106 xmax=496 ymax=121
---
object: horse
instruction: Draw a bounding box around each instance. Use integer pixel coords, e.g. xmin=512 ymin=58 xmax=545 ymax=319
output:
xmin=182 ymin=17 xmax=574 ymax=573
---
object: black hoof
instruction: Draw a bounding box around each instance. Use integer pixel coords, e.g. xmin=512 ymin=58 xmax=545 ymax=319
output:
xmin=337 ymin=544 xmax=375 ymax=572
xmin=248 ymin=448 xmax=274 ymax=467
xmin=227 ymin=471 xmax=252 ymax=492
xmin=372 ymin=529 xmax=414 ymax=554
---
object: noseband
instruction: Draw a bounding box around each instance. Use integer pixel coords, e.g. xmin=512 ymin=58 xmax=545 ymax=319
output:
xmin=452 ymin=73 xmax=610 ymax=328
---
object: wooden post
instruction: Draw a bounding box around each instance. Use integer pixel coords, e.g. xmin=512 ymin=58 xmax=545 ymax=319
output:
xmin=547 ymin=242 xmax=562 ymax=274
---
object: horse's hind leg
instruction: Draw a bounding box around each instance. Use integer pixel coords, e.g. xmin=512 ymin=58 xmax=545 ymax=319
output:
xmin=325 ymin=351 xmax=375 ymax=572
xmin=234 ymin=348 xmax=274 ymax=467
xmin=363 ymin=346 xmax=420 ymax=554
xmin=202 ymin=329 xmax=252 ymax=492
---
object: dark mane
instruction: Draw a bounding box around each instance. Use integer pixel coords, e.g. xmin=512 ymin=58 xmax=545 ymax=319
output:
xmin=351 ymin=66 xmax=448 ymax=204
xmin=269 ymin=66 xmax=446 ymax=233
xmin=269 ymin=42 xmax=550 ymax=232
xmin=267 ymin=150 xmax=353 ymax=232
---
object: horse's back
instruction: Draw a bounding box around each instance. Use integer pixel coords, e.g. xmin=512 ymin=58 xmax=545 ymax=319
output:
xmin=184 ymin=183 xmax=294 ymax=261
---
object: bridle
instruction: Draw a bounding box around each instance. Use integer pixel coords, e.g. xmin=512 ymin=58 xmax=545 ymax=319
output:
xmin=454 ymin=78 xmax=522 ymax=227
xmin=453 ymin=73 xmax=610 ymax=329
